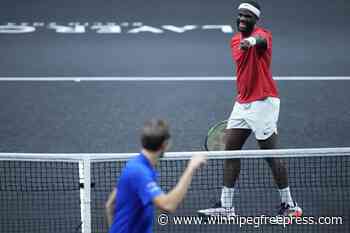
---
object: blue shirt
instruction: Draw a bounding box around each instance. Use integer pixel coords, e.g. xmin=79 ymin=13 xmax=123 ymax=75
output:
xmin=108 ymin=153 xmax=164 ymax=233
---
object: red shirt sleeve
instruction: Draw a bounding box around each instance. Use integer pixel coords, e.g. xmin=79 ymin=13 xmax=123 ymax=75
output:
xmin=231 ymin=34 xmax=242 ymax=62
xmin=254 ymin=28 xmax=272 ymax=55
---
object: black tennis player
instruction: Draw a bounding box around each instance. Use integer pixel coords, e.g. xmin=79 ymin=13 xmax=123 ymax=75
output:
xmin=198 ymin=0 xmax=302 ymax=217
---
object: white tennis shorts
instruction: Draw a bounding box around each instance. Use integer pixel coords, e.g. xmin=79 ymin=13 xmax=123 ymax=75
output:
xmin=226 ymin=97 xmax=280 ymax=140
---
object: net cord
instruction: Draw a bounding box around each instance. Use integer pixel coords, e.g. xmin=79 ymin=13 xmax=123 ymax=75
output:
xmin=0 ymin=147 xmax=350 ymax=162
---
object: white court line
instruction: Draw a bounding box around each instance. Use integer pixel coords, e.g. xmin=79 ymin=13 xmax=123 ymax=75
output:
xmin=0 ymin=76 xmax=349 ymax=81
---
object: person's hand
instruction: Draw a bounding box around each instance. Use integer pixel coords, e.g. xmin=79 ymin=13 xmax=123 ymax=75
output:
xmin=239 ymin=40 xmax=251 ymax=51
xmin=188 ymin=154 xmax=207 ymax=170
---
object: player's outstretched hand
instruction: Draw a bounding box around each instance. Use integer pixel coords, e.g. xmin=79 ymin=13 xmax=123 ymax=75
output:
xmin=239 ymin=40 xmax=250 ymax=51
xmin=188 ymin=154 xmax=207 ymax=170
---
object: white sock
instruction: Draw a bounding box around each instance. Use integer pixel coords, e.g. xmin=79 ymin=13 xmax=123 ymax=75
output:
xmin=279 ymin=187 xmax=294 ymax=206
xmin=221 ymin=186 xmax=235 ymax=208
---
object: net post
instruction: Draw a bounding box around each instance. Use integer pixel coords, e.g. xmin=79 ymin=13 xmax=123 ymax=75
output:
xmin=79 ymin=158 xmax=92 ymax=233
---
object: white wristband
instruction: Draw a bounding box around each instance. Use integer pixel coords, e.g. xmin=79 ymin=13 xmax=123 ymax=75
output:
xmin=244 ymin=37 xmax=257 ymax=46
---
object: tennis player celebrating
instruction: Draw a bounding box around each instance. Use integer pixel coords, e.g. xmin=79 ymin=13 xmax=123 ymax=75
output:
xmin=198 ymin=0 xmax=302 ymax=217
xmin=106 ymin=119 xmax=207 ymax=233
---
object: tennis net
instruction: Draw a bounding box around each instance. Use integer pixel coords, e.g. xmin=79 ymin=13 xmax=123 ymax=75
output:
xmin=0 ymin=148 xmax=349 ymax=233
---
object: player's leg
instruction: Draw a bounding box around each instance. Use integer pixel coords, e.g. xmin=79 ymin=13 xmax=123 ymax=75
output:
xmin=253 ymin=97 xmax=302 ymax=216
xmin=257 ymin=133 xmax=302 ymax=216
xmin=224 ymin=128 xmax=251 ymax=187
xmin=222 ymin=128 xmax=251 ymax=205
xmin=257 ymin=133 xmax=289 ymax=189
xmin=258 ymin=133 xmax=291 ymax=207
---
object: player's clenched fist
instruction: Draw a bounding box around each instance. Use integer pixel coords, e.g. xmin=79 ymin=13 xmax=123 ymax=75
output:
xmin=188 ymin=154 xmax=207 ymax=170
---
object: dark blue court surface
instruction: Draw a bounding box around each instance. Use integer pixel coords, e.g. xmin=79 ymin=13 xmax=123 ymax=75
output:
xmin=0 ymin=0 xmax=349 ymax=76
xmin=0 ymin=0 xmax=349 ymax=232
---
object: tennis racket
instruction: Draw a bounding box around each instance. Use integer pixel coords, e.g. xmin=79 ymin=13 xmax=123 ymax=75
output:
xmin=204 ymin=120 xmax=227 ymax=151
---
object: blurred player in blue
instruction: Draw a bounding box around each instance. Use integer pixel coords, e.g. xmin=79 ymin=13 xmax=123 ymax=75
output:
xmin=105 ymin=119 xmax=207 ymax=233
